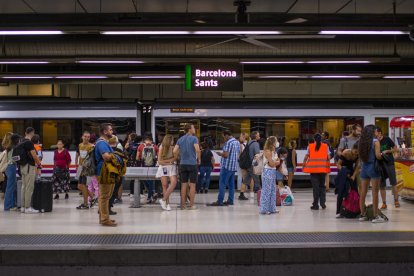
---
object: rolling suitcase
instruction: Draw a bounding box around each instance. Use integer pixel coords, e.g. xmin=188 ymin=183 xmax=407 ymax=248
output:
xmin=32 ymin=177 xmax=53 ymax=212
xmin=17 ymin=179 xmax=22 ymax=208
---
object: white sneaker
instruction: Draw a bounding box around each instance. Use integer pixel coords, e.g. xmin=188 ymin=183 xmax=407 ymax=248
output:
xmin=250 ymin=193 xmax=255 ymax=199
xmin=20 ymin=208 xmax=25 ymax=213
xmin=26 ymin=207 xmax=39 ymax=214
xmin=372 ymin=216 xmax=386 ymax=223
xmin=159 ymin=199 xmax=167 ymax=210
xmin=359 ymin=216 xmax=369 ymax=222
xmin=336 ymin=213 xmax=344 ymax=219
xmin=166 ymin=204 xmax=172 ymax=211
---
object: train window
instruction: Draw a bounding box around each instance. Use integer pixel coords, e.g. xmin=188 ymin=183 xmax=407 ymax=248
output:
xmin=0 ymin=120 xmax=25 ymax=144
xmin=375 ymin=118 xmax=389 ymax=136
xmin=40 ymin=120 xmax=76 ymax=150
xmin=82 ymin=118 xmax=136 ymax=144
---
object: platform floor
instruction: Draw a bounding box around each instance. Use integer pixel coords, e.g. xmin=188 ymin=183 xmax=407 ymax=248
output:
xmin=0 ymin=188 xmax=413 ymax=235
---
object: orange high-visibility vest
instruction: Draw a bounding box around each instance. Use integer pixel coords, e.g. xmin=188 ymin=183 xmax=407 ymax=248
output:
xmin=303 ymin=143 xmax=331 ymax=174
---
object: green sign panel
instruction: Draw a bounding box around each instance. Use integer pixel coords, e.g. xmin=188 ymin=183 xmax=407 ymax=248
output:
xmin=185 ymin=64 xmax=243 ymax=91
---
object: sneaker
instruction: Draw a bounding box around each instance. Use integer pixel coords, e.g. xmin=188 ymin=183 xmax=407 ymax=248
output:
xmin=204 ymin=190 xmax=208 ymax=194
xmin=146 ymin=197 xmax=154 ymax=204
xmin=65 ymin=193 xmax=69 ymax=199
xmin=114 ymin=198 xmax=123 ymax=204
xmin=372 ymin=216 xmax=386 ymax=223
xmin=321 ymin=204 xmax=327 ymax=210
xmin=310 ymin=206 xmax=319 ymax=210
xmin=336 ymin=213 xmax=344 ymax=219
xmin=166 ymin=204 xmax=172 ymax=211
xmin=20 ymin=208 xmax=25 ymax=213
xmin=159 ymin=199 xmax=167 ymax=210
xmin=207 ymin=201 xmax=225 ymax=207
xmin=76 ymin=204 xmax=89 ymax=210
xmin=54 ymin=194 xmax=59 ymax=200
xmin=250 ymin=193 xmax=255 ymax=198
xmin=223 ymin=201 xmax=234 ymax=206
xmin=395 ymin=201 xmax=400 ymax=208
xmin=380 ymin=203 xmax=387 ymax=210
xmin=359 ymin=215 xmax=369 ymax=222
xmin=199 ymin=189 xmax=204 ymax=194
xmin=10 ymin=207 xmax=18 ymax=211
xmin=238 ymin=194 xmax=249 ymax=200
xmin=26 ymin=207 xmax=39 ymax=214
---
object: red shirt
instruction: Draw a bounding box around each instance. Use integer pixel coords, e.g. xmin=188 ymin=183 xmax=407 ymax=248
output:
xmin=136 ymin=143 xmax=159 ymax=160
xmin=54 ymin=149 xmax=72 ymax=170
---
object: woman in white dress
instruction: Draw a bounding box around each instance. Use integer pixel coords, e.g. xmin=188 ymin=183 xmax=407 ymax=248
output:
xmin=156 ymin=135 xmax=177 ymax=211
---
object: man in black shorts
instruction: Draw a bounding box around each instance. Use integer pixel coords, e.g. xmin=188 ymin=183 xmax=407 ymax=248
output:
xmin=173 ymin=124 xmax=200 ymax=210
xmin=375 ymin=127 xmax=400 ymax=209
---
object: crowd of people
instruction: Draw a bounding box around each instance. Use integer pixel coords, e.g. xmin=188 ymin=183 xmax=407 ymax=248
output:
xmin=0 ymin=121 xmax=401 ymax=226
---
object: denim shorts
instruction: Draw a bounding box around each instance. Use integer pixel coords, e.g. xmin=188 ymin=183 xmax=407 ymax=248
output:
xmin=360 ymin=162 xmax=381 ymax=180
xmin=287 ymin=167 xmax=295 ymax=174
xmin=275 ymin=170 xmax=284 ymax=181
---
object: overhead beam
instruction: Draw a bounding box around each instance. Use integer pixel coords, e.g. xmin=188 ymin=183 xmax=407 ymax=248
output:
xmin=76 ymin=0 xmax=88 ymax=13
xmin=21 ymin=0 xmax=37 ymax=14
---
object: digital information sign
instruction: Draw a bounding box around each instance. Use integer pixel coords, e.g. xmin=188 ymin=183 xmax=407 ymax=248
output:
xmin=185 ymin=64 xmax=243 ymax=91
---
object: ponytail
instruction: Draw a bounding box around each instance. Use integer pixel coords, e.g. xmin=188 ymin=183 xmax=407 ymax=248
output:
xmin=314 ymin=134 xmax=322 ymax=151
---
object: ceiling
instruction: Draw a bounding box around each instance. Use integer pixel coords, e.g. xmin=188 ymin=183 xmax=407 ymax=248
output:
xmin=1 ymin=0 xmax=414 ymax=82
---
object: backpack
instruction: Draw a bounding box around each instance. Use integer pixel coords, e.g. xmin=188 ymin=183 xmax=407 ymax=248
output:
xmin=81 ymin=146 xmax=97 ymax=177
xmin=12 ymin=140 xmax=31 ymax=166
xmin=340 ymin=189 xmax=360 ymax=218
xmin=127 ymin=142 xmax=139 ymax=166
xmin=365 ymin=204 xmax=389 ymax=221
xmin=142 ymin=145 xmax=156 ymax=167
xmin=239 ymin=141 xmax=253 ymax=170
xmin=252 ymin=152 xmax=264 ymax=175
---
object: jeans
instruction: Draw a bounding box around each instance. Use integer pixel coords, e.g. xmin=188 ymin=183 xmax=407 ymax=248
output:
xmin=310 ymin=173 xmax=326 ymax=207
xmin=144 ymin=180 xmax=154 ymax=199
xmin=4 ymin=164 xmax=17 ymax=210
xmin=218 ymin=167 xmax=235 ymax=204
xmin=199 ymin=166 xmax=213 ymax=190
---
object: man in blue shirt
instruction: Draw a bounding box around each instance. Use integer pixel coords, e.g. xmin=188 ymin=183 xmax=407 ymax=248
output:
xmin=208 ymin=130 xmax=240 ymax=206
xmin=95 ymin=123 xmax=116 ymax=227
xmin=173 ymin=123 xmax=200 ymax=210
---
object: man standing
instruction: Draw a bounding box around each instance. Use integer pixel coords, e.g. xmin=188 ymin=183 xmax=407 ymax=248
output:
xmin=238 ymin=131 xmax=261 ymax=200
xmin=76 ymin=131 xmax=94 ymax=210
xmin=337 ymin=124 xmax=362 ymax=157
xmin=95 ymin=123 xmax=116 ymax=227
xmin=173 ymin=124 xmax=200 ymax=210
xmin=209 ymin=130 xmax=240 ymax=206
xmin=375 ymin=127 xmax=400 ymax=209
xmin=19 ymin=127 xmax=42 ymax=214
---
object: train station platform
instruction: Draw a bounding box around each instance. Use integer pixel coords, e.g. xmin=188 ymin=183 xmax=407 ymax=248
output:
xmin=1 ymin=190 xmax=414 ymax=275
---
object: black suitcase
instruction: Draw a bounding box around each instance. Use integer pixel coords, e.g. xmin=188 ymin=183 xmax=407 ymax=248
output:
xmin=32 ymin=178 xmax=53 ymax=212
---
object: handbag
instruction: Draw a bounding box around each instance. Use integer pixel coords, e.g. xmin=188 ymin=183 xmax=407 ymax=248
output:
xmin=0 ymin=150 xmax=9 ymax=173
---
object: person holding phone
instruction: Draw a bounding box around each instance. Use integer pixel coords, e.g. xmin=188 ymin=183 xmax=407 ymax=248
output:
xmin=156 ymin=135 xmax=177 ymax=211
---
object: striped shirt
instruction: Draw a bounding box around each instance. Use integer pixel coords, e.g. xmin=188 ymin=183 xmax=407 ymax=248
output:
xmin=220 ymin=137 xmax=240 ymax=172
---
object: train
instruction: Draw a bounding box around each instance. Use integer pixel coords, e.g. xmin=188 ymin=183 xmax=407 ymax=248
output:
xmin=0 ymin=100 xmax=412 ymax=180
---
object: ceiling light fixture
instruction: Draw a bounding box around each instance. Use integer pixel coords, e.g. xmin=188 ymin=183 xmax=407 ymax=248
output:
xmin=101 ymin=31 xmax=191 ymax=35
xmin=319 ymin=30 xmax=407 ymax=35
xmin=194 ymin=31 xmax=281 ymax=35
xmin=55 ymin=76 xmax=108 ymax=79
xmin=383 ymin=76 xmax=414 ymax=79
xmin=0 ymin=61 xmax=50 ymax=64
xmin=241 ymin=61 xmax=304 ymax=64
xmin=130 ymin=76 xmax=183 ymax=79
xmin=2 ymin=76 xmax=53 ymax=79
xmin=307 ymin=61 xmax=371 ymax=64
xmin=0 ymin=31 xmax=63 ymax=35
xmin=78 ymin=61 xmax=144 ymax=64
xmin=311 ymin=75 xmax=361 ymax=78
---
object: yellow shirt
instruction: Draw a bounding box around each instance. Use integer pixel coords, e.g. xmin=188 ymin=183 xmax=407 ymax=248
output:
xmin=78 ymin=143 xmax=93 ymax=166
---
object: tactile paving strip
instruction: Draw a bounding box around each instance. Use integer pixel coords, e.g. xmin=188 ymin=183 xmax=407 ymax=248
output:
xmin=1 ymin=232 xmax=413 ymax=247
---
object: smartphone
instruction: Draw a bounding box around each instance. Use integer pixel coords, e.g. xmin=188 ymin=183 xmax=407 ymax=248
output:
xmin=163 ymin=167 xmax=168 ymax=175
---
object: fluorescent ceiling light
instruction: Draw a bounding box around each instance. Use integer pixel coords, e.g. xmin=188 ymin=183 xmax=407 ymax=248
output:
xmin=101 ymin=31 xmax=190 ymax=35
xmin=241 ymin=61 xmax=304 ymax=64
xmin=285 ymin=18 xmax=308 ymax=24
xmin=130 ymin=76 xmax=182 ymax=79
xmin=383 ymin=76 xmax=414 ymax=79
xmin=258 ymin=76 xmax=306 ymax=78
xmin=0 ymin=61 xmax=50 ymax=64
xmin=307 ymin=61 xmax=371 ymax=64
xmin=319 ymin=30 xmax=407 ymax=35
xmin=0 ymin=31 xmax=63 ymax=35
xmin=56 ymin=76 xmax=108 ymax=79
xmin=78 ymin=61 xmax=144 ymax=64
xmin=311 ymin=75 xmax=361 ymax=78
xmin=194 ymin=31 xmax=281 ymax=35
xmin=2 ymin=76 xmax=53 ymax=79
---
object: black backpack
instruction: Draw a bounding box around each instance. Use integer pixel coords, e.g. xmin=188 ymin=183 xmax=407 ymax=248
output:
xmin=238 ymin=141 xmax=253 ymax=170
xmin=12 ymin=139 xmax=31 ymax=166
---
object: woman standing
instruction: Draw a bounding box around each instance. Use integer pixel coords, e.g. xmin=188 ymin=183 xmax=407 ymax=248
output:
xmin=157 ymin=134 xmax=177 ymax=211
xmin=53 ymin=140 xmax=72 ymax=200
xmin=303 ymin=134 xmax=331 ymax=210
xmin=286 ymin=140 xmax=297 ymax=191
xmin=198 ymin=140 xmax=215 ymax=194
xmin=259 ymin=136 xmax=280 ymax=215
xmin=358 ymin=125 xmax=385 ymax=223
xmin=2 ymin=133 xmax=20 ymax=211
